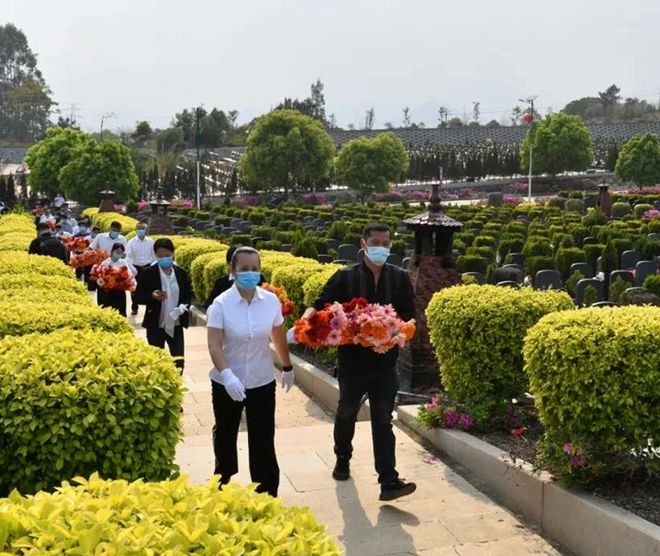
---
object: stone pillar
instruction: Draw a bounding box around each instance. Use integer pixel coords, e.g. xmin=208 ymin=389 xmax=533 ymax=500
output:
xmin=397 ymin=255 xmax=461 ymax=392
xmin=596 ymin=183 xmax=612 ymax=218
xmin=147 ymin=200 xmax=175 ymax=235
xmin=98 ymin=190 xmax=115 ymax=213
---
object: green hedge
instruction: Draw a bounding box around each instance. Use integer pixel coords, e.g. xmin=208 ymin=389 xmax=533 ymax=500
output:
xmin=0 ymin=301 xmax=132 ymax=338
xmin=0 ymin=474 xmax=340 ymax=554
xmin=271 ymin=263 xmax=324 ymax=317
xmin=0 ymin=273 xmax=87 ymax=296
xmin=0 ymin=330 xmax=183 ymax=495
xmin=190 ymin=251 xmax=226 ymax=301
xmin=0 ymin=252 xmax=74 ymax=278
xmin=175 ymin=241 xmax=225 ymax=273
xmin=524 ymin=307 xmax=660 ymax=483
xmin=426 ymin=285 xmax=573 ymax=416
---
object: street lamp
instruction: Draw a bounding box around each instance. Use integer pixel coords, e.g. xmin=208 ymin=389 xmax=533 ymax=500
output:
xmin=518 ymin=96 xmax=537 ymax=203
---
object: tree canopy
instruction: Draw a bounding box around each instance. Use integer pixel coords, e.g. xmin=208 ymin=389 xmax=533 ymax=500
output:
xmin=0 ymin=23 xmax=55 ymax=144
xmin=614 ymin=132 xmax=660 ymax=188
xmin=335 ymin=132 xmax=409 ymax=201
xmin=520 ymin=113 xmax=593 ymax=175
xmin=240 ymin=109 xmax=335 ymax=196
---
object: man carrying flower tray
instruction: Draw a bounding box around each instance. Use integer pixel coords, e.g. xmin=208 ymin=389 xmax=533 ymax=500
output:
xmin=300 ymin=223 xmax=417 ymax=501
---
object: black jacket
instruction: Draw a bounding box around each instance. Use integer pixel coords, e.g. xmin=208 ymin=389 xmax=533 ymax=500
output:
xmin=203 ymin=273 xmax=265 ymax=310
xmin=135 ymin=264 xmax=192 ymax=329
xmin=28 ymin=233 xmax=68 ymax=264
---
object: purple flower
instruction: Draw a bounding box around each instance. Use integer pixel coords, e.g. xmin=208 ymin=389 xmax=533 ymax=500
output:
xmin=458 ymin=413 xmax=475 ymax=430
xmin=569 ymin=454 xmax=586 ymax=468
xmin=643 ymin=209 xmax=660 ymax=219
xmin=563 ymin=442 xmax=572 ymax=454
xmin=443 ymin=410 xmax=460 ymax=429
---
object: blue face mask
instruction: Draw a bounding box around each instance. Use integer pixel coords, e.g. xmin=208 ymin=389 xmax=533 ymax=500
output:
xmin=109 ymin=231 xmax=119 ymax=240
xmin=366 ymin=246 xmax=390 ymax=266
xmin=157 ymin=257 xmax=173 ymax=269
xmin=111 ymin=251 xmax=122 ymax=262
xmin=236 ymin=271 xmax=260 ymax=290
xmin=136 ymin=229 xmax=146 ymax=239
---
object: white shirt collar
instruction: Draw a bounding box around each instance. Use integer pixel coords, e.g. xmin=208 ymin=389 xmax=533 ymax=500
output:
xmin=228 ymin=283 xmax=264 ymax=303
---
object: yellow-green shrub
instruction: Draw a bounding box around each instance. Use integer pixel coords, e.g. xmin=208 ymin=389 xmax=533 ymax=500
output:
xmin=3 ymin=288 xmax=92 ymax=307
xmin=0 ymin=252 xmax=74 ymax=278
xmin=0 ymin=301 xmax=132 ymax=338
xmin=0 ymin=273 xmax=87 ymax=295
xmin=271 ymin=263 xmax=324 ymax=317
xmin=302 ymin=265 xmax=343 ymax=307
xmin=175 ymin=239 xmax=225 ymax=272
xmin=203 ymin=257 xmax=230 ymax=302
xmin=190 ymin=251 xmax=226 ymax=301
xmin=260 ymin=250 xmax=317 ymax=282
xmin=426 ymin=285 xmax=573 ymax=416
xmin=89 ymin=211 xmax=139 ymax=233
xmin=0 ymin=213 xmax=34 ymax=234
xmin=0 ymin=232 xmax=35 ymax=251
xmin=0 ymin=330 xmax=183 ymax=495
xmin=0 ymin=474 xmax=340 ymax=554
xmin=524 ymin=307 xmax=660 ymax=483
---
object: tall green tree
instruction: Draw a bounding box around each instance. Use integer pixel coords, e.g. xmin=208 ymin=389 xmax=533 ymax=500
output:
xmin=615 ymin=132 xmax=660 ymax=188
xmin=0 ymin=24 xmax=55 ymax=143
xmin=25 ymin=127 xmax=92 ymax=198
xmin=520 ymin=113 xmax=593 ymax=175
xmin=240 ymin=109 xmax=335 ymax=196
xmin=335 ymin=132 xmax=409 ymax=202
xmin=58 ymin=140 xmax=139 ymax=205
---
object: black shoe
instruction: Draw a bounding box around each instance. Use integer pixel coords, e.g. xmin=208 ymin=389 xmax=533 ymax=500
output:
xmin=379 ymin=479 xmax=416 ymax=501
xmin=332 ymin=457 xmax=350 ymax=481
xmin=131 ymin=308 xmax=138 ymax=315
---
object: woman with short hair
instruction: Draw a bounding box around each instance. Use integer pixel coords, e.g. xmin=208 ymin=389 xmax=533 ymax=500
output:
xmin=96 ymin=242 xmax=137 ymax=317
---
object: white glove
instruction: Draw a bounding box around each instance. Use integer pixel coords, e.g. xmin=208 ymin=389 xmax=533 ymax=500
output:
xmin=168 ymin=303 xmax=188 ymax=320
xmin=210 ymin=367 xmax=246 ymax=402
xmin=286 ymin=327 xmax=297 ymax=344
xmin=281 ymin=370 xmax=294 ymax=392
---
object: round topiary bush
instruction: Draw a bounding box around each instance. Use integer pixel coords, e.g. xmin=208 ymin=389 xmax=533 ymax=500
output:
xmin=426 ymin=285 xmax=573 ymax=416
xmin=457 ymin=255 xmax=487 ymax=274
xmin=555 ymin=247 xmax=586 ymax=279
xmin=524 ymin=307 xmax=660 ymax=483
xmin=0 ymin=301 xmax=133 ymax=338
xmin=0 ymin=474 xmax=340 ymax=554
xmin=643 ymin=274 xmax=660 ymax=296
xmin=0 ymin=330 xmax=183 ymax=495
xmin=611 ymin=201 xmax=632 ymax=219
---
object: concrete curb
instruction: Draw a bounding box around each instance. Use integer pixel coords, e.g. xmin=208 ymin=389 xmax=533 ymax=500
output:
xmin=397 ymin=405 xmax=660 ymax=556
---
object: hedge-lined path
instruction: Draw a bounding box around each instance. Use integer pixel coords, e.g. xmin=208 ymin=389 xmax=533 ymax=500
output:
xmin=131 ymin=317 xmax=562 ymax=555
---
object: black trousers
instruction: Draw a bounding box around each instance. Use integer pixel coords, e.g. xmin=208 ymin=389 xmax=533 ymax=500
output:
xmin=335 ymin=365 xmax=399 ymax=485
xmin=97 ymin=289 xmax=126 ymax=316
xmin=146 ymin=325 xmax=185 ymax=371
xmin=131 ymin=265 xmax=150 ymax=310
xmin=211 ymin=379 xmax=279 ymax=497
xmin=83 ymin=265 xmax=96 ymax=291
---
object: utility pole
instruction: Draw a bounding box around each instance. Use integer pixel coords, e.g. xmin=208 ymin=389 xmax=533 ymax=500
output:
xmin=519 ymin=96 xmax=537 ymax=203
xmin=195 ymin=106 xmax=202 ymax=209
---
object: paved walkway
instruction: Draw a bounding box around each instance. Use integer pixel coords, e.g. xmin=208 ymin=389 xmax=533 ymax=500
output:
xmin=132 ymin=318 xmax=563 ymax=556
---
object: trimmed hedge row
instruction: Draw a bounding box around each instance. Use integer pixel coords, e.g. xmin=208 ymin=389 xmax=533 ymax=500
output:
xmin=0 ymin=251 xmax=75 ymax=278
xmin=426 ymin=285 xmax=573 ymax=416
xmin=524 ymin=307 xmax=660 ymax=483
xmin=0 ymin=474 xmax=340 ymax=554
xmin=0 ymin=329 xmax=183 ymax=495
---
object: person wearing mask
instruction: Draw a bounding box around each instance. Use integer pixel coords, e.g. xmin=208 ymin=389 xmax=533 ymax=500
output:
xmin=53 ymin=193 xmax=66 ymax=209
xmin=39 ymin=209 xmax=55 ymax=226
xmin=302 ymin=223 xmax=417 ymax=502
xmin=134 ymin=238 xmax=191 ymax=371
xmin=73 ymin=220 xmax=89 ymax=237
xmin=207 ymin=246 xmax=293 ymax=497
xmin=96 ymin=243 xmax=136 ymax=316
xmin=126 ymin=223 xmax=156 ymax=315
xmin=90 ymin=221 xmax=127 ymax=253
xmin=203 ymin=245 xmax=264 ymax=310
xmin=28 ymin=222 xmax=68 ymax=264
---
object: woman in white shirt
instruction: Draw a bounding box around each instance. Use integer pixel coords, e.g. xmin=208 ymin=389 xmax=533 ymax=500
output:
xmin=96 ymin=242 xmax=137 ymax=317
xmin=207 ymin=246 xmax=293 ymax=497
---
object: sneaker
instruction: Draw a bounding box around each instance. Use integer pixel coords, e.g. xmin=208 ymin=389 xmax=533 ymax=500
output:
xmin=332 ymin=457 xmax=350 ymax=481
xmin=379 ymin=479 xmax=416 ymax=501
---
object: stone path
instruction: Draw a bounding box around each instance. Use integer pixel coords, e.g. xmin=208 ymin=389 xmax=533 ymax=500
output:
xmin=132 ymin=318 xmax=563 ymax=556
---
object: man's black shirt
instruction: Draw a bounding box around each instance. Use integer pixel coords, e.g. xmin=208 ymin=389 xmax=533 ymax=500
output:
xmin=28 ymin=233 xmax=68 ymax=264
xmin=313 ymin=261 xmax=415 ymax=370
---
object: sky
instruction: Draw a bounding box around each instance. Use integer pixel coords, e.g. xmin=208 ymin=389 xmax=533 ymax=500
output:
xmin=4 ymin=0 xmax=660 ymax=132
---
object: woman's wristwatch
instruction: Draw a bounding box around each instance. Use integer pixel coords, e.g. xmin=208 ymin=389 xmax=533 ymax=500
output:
xmin=281 ymin=365 xmax=293 ymax=373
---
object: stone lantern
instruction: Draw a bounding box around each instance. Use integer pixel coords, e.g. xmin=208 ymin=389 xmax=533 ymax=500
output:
xmin=596 ymin=181 xmax=612 ymax=218
xmin=98 ymin=189 xmax=116 ymax=213
xmin=397 ymin=183 xmax=463 ymax=391
xmin=147 ymin=196 xmax=175 ymax=235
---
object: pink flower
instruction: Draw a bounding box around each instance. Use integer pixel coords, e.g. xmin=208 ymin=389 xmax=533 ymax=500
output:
xmin=563 ymin=442 xmax=572 ymax=454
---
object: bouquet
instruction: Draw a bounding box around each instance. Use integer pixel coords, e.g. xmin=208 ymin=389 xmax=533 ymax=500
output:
xmin=69 ymin=249 xmax=108 ymax=269
xmin=63 ymin=236 xmax=90 ymax=253
xmin=261 ymin=283 xmax=296 ymax=316
xmin=294 ymin=297 xmax=415 ymax=354
xmin=90 ymin=264 xmax=136 ymax=292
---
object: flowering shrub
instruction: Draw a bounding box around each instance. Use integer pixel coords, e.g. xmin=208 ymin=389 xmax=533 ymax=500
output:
xmin=416 ymin=394 xmax=475 ymax=431
xmin=524 ymin=306 xmax=660 ymax=484
xmin=170 ymin=198 xmax=194 ymax=208
xmin=0 ymin=474 xmax=340 ymax=554
xmin=503 ymin=194 xmax=523 ymax=205
xmin=0 ymin=330 xmax=183 ymax=495
xmin=300 ymin=193 xmax=328 ymax=205
xmin=294 ymin=297 xmax=415 ymax=353
xmin=137 ymin=199 xmax=151 ymax=211
xmin=644 ymin=208 xmax=660 ymax=219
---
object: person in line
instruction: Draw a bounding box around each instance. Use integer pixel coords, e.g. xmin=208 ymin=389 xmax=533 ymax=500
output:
xmin=203 ymin=245 xmax=264 ymax=310
xmin=39 ymin=208 xmax=55 ymax=226
xmin=28 ymin=222 xmax=68 ymax=264
xmin=53 ymin=193 xmax=66 ymax=210
xmin=73 ymin=219 xmax=89 ymax=237
xmin=126 ymin=223 xmax=155 ymax=315
xmin=207 ymin=246 xmax=293 ymax=497
xmin=89 ymin=221 xmax=127 ymax=253
xmin=96 ymin=243 xmax=136 ymax=317
xmin=134 ymin=238 xmax=191 ymax=371
xmin=83 ymin=226 xmax=102 ymax=291
xmin=302 ymin=222 xmax=417 ymax=501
